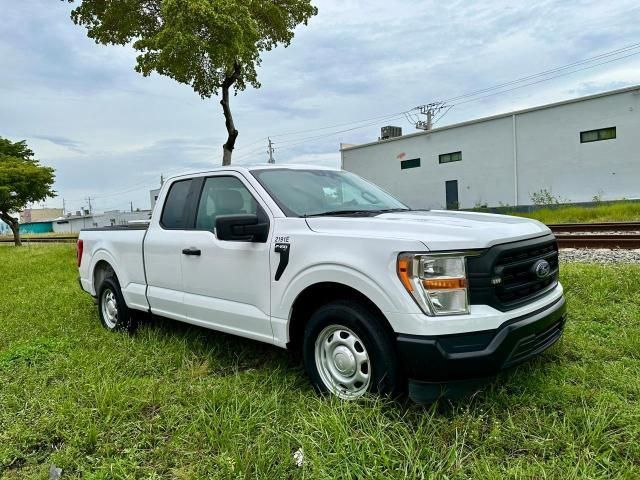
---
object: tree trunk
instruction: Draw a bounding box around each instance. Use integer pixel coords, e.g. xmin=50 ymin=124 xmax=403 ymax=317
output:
xmin=0 ymin=212 xmax=21 ymax=246
xmin=220 ymin=62 xmax=242 ymax=166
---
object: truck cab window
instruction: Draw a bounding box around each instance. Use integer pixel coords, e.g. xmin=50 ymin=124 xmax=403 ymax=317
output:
xmin=195 ymin=176 xmax=258 ymax=231
xmin=160 ymin=179 xmax=192 ymax=229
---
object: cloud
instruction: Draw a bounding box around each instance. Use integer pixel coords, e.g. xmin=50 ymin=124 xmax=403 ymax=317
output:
xmin=31 ymin=135 xmax=85 ymax=153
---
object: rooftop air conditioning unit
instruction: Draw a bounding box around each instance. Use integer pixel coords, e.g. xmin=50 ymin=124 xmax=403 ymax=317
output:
xmin=380 ymin=126 xmax=402 ymax=140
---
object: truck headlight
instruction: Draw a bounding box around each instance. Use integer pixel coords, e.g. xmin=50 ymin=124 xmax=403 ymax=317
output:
xmin=397 ymin=253 xmax=470 ymax=316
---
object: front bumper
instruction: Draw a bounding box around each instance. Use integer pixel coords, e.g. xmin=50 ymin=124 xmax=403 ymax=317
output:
xmin=396 ymin=295 xmax=566 ymax=399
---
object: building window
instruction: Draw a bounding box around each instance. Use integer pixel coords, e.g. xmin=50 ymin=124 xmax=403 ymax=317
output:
xmin=400 ymin=158 xmax=420 ymax=169
xmin=439 ymin=151 xmax=462 ymax=164
xmin=580 ymin=127 xmax=616 ymax=143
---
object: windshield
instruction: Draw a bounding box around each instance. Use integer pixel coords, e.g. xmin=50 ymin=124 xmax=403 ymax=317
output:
xmin=251 ymin=169 xmax=409 ymax=217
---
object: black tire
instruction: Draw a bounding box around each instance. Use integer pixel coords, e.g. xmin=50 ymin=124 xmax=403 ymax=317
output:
xmin=97 ymin=275 xmax=137 ymax=333
xmin=302 ymin=300 xmax=402 ymax=399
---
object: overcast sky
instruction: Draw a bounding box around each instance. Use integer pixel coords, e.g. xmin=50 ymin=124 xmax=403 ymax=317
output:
xmin=2 ymin=0 xmax=640 ymax=213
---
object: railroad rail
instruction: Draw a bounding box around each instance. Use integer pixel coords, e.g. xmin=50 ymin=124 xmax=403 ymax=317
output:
xmin=548 ymin=222 xmax=640 ymax=233
xmin=0 ymin=236 xmax=77 ymax=244
xmin=555 ymin=234 xmax=640 ymax=249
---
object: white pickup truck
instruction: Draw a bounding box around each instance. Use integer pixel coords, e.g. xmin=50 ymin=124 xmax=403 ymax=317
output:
xmin=78 ymin=165 xmax=566 ymax=401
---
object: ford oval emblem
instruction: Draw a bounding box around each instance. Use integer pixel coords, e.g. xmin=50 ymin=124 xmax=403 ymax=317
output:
xmin=533 ymin=259 xmax=551 ymax=279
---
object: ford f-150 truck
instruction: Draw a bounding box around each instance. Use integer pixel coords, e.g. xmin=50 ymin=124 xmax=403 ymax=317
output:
xmin=78 ymin=165 xmax=566 ymax=401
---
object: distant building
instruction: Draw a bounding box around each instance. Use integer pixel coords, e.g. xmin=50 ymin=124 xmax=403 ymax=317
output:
xmin=19 ymin=220 xmax=54 ymax=235
xmin=20 ymin=208 xmax=63 ymax=224
xmin=150 ymin=188 xmax=161 ymax=209
xmin=341 ymin=85 xmax=640 ymax=209
xmin=0 ymin=219 xmax=11 ymax=234
xmin=52 ymin=210 xmax=152 ymax=233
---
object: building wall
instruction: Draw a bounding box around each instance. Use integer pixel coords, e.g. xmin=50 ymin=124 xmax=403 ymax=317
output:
xmin=514 ymin=92 xmax=639 ymax=204
xmin=20 ymin=208 xmax=63 ymax=223
xmin=150 ymin=188 xmax=161 ymax=210
xmin=53 ymin=210 xmax=152 ymax=233
xmin=342 ymin=87 xmax=640 ymax=209
xmin=19 ymin=221 xmax=53 ymax=234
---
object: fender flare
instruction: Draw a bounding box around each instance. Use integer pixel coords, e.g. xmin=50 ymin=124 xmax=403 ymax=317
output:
xmin=279 ymin=263 xmax=403 ymax=321
xmin=87 ymin=249 xmax=122 ymax=296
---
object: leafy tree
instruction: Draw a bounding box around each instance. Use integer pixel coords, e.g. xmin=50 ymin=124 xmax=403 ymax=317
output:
xmin=64 ymin=0 xmax=318 ymax=165
xmin=0 ymin=138 xmax=56 ymax=246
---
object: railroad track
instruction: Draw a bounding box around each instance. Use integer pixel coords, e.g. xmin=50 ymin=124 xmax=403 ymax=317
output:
xmin=0 ymin=236 xmax=77 ymax=244
xmin=547 ymin=222 xmax=640 ymax=249
xmin=547 ymin=221 xmax=640 ymax=233
xmin=555 ymin=234 xmax=640 ymax=249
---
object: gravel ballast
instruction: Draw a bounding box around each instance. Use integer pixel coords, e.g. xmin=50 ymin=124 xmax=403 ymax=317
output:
xmin=560 ymin=248 xmax=640 ymax=264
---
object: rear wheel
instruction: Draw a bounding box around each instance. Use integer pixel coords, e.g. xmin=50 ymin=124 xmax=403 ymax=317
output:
xmin=97 ymin=276 xmax=136 ymax=333
xmin=303 ymin=300 xmax=401 ymax=399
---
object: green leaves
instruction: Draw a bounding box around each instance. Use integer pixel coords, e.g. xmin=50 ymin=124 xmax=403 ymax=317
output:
xmin=0 ymin=137 xmax=56 ymax=217
xmin=66 ymin=0 xmax=318 ymax=98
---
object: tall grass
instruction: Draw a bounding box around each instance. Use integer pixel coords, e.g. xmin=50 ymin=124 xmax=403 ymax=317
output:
xmin=1 ymin=245 xmax=639 ymax=478
xmin=512 ymin=201 xmax=640 ymax=224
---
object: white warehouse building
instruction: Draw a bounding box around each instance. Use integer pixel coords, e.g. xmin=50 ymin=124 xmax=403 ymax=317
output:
xmin=341 ymin=85 xmax=640 ymax=210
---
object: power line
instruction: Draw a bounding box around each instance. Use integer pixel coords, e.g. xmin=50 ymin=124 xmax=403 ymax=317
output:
xmin=268 ymin=110 xmax=413 ymax=139
xmin=272 ymin=112 xmax=409 ymax=152
xmin=433 ymin=105 xmax=454 ymax=125
xmin=441 ymin=42 xmax=640 ymax=104
xmin=269 ymin=43 xmax=640 ymax=150
xmin=451 ymin=49 xmax=640 ymax=107
xmin=233 ymin=136 xmax=268 ymax=152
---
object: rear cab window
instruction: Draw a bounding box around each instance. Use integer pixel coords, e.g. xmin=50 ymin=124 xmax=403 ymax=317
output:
xmin=160 ymin=179 xmax=192 ymax=229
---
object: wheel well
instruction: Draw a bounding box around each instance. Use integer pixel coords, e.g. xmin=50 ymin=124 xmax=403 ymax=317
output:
xmin=93 ymin=260 xmax=116 ymax=293
xmin=287 ymin=282 xmax=393 ymax=353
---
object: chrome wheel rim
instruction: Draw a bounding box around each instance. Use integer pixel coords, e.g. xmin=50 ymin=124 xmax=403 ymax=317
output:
xmin=314 ymin=325 xmax=371 ymax=399
xmin=101 ymin=288 xmax=118 ymax=329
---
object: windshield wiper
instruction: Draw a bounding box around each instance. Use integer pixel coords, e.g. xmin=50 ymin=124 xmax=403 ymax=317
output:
xmin=303 ymin=208 xmax=411 ymax=218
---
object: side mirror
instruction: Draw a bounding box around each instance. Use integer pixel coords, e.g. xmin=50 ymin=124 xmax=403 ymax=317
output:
xmin=215 ymin=214 xmax=269 ymax=243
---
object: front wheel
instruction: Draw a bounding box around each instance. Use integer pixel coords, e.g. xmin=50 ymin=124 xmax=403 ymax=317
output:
xmin=303 ymin=300 xmax=402 ymax=399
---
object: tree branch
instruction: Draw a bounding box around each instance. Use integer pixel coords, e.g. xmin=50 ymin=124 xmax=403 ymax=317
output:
xmin=220 ymin=61 xmax=242 ymax=166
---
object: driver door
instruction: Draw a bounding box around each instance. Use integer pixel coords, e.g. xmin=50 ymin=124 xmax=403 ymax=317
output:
xmin=178 ymin=174 xmax=274 ymax=343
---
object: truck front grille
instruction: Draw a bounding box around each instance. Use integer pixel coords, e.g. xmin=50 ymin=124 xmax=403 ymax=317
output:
xmin=467 ymin=234 xmax=559 ymax=311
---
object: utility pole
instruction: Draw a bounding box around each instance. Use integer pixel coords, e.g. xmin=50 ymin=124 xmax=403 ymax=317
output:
xmin=62 ymin=198 xmax=66 ymax=215
xmin=160 ymin=174 xmax=165 ymax=185
xmin=130 ymin=201 xmax=133 ymax=213
xmin=86 ymin=197 xmax=93 ymax=215
xmin=414 ymin=102 xmax=447 ymax=130
xmin=267 ymin=137 xmax=275 ymax=164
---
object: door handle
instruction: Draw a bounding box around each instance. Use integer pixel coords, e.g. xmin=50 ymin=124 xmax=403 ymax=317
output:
xmin=182 ymin=247 xmax=201 ymax=256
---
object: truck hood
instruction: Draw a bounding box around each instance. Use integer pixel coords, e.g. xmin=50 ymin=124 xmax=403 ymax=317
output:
xmin=305 ymin=210 xmax=551 ymax=250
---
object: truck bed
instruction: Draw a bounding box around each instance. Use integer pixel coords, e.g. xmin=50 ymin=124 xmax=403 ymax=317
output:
xmin=81 ymin=224 xmax=149 ymax=232
xmin=78 ymin=227 xmax=149 ymax=311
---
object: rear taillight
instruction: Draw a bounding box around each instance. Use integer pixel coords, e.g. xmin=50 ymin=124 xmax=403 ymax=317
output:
xmin=77 ymin=239 xmax=83 ymax=267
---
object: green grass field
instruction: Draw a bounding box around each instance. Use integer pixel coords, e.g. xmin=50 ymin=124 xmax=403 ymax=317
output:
xmin=508 ymin=201 xmax=640 ymax=224
xmin=1 ymin=245 xmax=639 ymax=479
